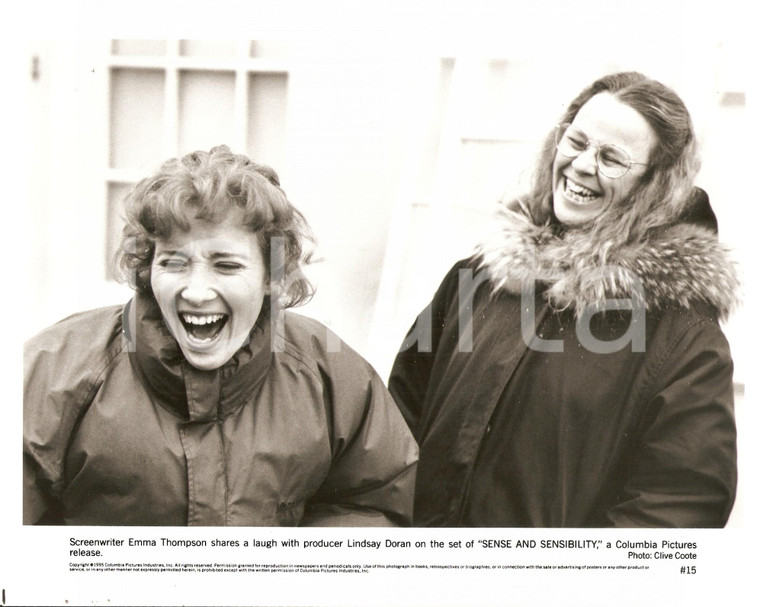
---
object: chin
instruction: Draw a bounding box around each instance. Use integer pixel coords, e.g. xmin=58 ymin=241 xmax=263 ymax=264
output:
xmin=553 ymin=189 xmax=603 ymax=227
xmin=183 ymin=352 xmax=229 ymax=371
xmin=193 ymin=359 xmax=223 ymax=371
xmin=179 ymin=339 xmax=237 ymax=371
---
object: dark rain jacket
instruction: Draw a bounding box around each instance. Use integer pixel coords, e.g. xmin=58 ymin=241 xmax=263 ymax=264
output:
xmin=389 ymin=194 xmax=739 ymax=527
xmin=24 ymin=292 xmax=418 ymax=526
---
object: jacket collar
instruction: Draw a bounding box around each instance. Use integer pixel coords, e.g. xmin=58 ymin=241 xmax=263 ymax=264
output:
xmin=474 ymin=203 xmax=740 ymax=319
xmin=123 ymin=291 xmax=272 ymax=421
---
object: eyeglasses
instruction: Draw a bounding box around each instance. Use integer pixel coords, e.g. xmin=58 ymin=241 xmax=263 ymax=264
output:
xmin=554 ymin=123 xmax=648 ymax=179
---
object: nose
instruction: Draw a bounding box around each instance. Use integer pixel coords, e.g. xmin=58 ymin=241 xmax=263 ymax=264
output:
xmin=181 ymin=267 xmax=218 ymax=306
xmin=571 ymin=144 xmax=598 ymax=175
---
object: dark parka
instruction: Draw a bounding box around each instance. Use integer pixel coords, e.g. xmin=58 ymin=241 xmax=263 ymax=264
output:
xmin=24 ymin=292 xmax=418 ymax=526
xmin=389 ymin=193 xmax=739 ymax=528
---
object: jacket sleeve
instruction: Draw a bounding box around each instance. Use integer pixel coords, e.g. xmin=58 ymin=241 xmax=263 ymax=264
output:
xmin=23 ymin=308 xmax=124 ymax=524
xmin=388 ymin=259 xmax=470 ymax=437
xmin=300 ymin=338 xmax=419 ymax=527
xmin=606 ymin=318 xmax=737 ymax=527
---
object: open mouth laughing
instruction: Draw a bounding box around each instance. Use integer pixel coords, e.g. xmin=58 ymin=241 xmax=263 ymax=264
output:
xmin=563 ymin=176 xmax=601 ymax=206
xmin=179 ymin=312 xmax=229 ymax=345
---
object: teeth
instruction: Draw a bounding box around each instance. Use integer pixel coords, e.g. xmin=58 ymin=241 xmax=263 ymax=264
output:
xmin=566 ymin=178 xmax=596 ymax=196
xmin=565 ymin=178 xmax=598 ymax=203
xmin=182 ymin=313 xmax=224 ymax=325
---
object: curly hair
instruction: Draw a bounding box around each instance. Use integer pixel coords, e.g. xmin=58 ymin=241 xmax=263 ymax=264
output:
xmin=525 ymin=72 xmax=700 ymax=246
xmin=115 ymin=145 xmax=315 ymax=309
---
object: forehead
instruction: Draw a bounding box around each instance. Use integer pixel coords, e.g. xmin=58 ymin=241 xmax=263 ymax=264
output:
xmin=154 ymin=215 xmax=259 ymax=257
xmin=573 ymin=92 xmax=656 ymax=157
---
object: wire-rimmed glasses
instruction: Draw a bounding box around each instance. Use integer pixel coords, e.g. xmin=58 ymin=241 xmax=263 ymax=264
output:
xmin=555 ymin=123 xmax=648 ymax=179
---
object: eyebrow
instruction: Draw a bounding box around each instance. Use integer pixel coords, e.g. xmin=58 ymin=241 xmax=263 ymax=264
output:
xmin=569 ymin=124 xmax=629 ymax=151
xmin=208 ymin=251 xmax=249 ymax=260
xmin=154 ymin=249 xmax=189 ymax=259
xmin=154 ymin=249 xmax=249 ymax=260
xmin=568 ymin=124 xmax=589 ymax=138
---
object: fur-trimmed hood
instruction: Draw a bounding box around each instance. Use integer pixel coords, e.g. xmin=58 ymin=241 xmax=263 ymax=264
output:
xmin=475 ymin=204 xmax=741 ymax=319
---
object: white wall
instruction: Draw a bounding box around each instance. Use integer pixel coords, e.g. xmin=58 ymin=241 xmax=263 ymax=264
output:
xmin=23 ymin=33 xmax=751 ymax=383
xmin=22 ymin=40 xmax=419 ymax=357
xmin=281 ymin=41 xmax=423 ymax=358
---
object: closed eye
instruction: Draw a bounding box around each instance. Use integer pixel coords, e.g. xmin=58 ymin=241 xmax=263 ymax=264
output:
xmin=566 ymin=135 xmax=587 ymax=150
xmin=215 ymin=262 xmax=245 ymax=272
xmin=158 ymin=258 xmax=187 ymax=270
xmin=599 ymin=147 xmax=629 ymax=168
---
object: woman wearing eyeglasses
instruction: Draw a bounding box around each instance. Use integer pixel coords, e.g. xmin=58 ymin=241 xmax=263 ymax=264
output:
xmin=389 ymin=71 xmax=740 ymax=527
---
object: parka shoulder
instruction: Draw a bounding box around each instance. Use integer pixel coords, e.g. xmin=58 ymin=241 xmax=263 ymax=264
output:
xmin=25 ymin=305 xmax=126 ymax=367
xmin=24 ymin=305 xmax=127 ymax=406
xmin=277 ymin=310 xmax=381 ymax=382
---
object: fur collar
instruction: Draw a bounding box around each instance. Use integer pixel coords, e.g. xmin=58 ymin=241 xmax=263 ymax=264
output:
xmin=474 ymin=205 xmax=740 ymax=319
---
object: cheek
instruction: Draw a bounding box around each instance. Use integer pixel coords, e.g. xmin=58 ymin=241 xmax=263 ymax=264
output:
xmin=230 ymin=277 xmax=268 ymax=320
xmin=150 ymin=271 xmax=177 ymax=310
xmin=149 ymin=269 xmax=160 ymax=294
xmin=150 ymin=269 xmax=165 ymax=294
xmin=551 ymin=156 xmax=567 ymax=186
xmin=606 ymin=176 xmax=635 ymax=205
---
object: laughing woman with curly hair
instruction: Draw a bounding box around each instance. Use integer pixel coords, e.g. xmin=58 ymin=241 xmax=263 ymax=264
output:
xmin=24 ymin=145 xmax=417 ymax=526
